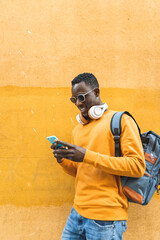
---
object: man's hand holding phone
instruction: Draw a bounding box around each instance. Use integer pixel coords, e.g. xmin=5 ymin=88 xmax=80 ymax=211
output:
xmin=47 ymin=136 xmax=66 ymax=163
xmin=48 ymin=137 xmax=86 ymax=163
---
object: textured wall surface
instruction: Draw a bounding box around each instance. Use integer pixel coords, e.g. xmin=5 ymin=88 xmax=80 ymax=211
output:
xmin=0 ymin=0 xmax=160 ymax=239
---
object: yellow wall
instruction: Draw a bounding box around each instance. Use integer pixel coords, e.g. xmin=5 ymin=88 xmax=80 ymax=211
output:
xmin=0 ymin=0 xmax=160 ymax=239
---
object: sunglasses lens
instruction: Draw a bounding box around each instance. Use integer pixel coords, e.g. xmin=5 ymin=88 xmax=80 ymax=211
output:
xmin=70 ymin=97 xmax=76 ymax=103
xmin=70 ymin=94 xmax=85 ymax=103
xmin=78 ymin=95 xmax=85 ymax=102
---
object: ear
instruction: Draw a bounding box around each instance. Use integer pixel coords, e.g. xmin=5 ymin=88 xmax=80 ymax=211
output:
xmin=94 ymin=88 xmax=99 ymax=97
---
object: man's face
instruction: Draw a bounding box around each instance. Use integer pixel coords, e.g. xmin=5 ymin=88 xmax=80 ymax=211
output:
xmin=71 ymin=82 xmax=98 ymax=120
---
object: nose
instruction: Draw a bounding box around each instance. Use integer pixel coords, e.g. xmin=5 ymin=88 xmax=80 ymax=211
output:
xmin=75 ymin=98 xmax=83 ymax=107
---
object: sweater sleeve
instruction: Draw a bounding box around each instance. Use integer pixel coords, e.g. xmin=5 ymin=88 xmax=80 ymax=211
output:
xmin=58 ymin=132 xmax=78 ymax=177
xmin=58 ymin=159 xmax=78 ymax=177
xmin=83 ymin=115 xmax=145 ymax=177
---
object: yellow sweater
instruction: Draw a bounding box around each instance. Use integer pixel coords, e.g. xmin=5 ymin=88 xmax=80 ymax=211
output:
xmin=59 ymin=109 xmax=145 ymax=220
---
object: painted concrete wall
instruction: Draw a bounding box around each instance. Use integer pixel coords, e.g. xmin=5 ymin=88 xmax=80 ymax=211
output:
xmin=0 ymin=0 xmax=160 ymax=239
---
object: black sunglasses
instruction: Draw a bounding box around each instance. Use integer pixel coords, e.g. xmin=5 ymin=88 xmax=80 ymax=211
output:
xmin=70 ymin=88 xmax=97 ymax=104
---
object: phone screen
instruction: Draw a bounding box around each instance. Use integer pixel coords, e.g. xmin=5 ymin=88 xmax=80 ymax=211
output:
xmin=47 ymin=136 xmax=64 ymax=148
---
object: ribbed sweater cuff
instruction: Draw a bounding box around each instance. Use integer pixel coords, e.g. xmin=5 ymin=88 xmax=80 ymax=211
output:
xmin=83 ymin=149 xmax=99 ymax=166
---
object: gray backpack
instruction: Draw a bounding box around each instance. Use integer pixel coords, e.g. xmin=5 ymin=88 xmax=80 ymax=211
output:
xmin=111 ymin=111 xmax=160 ymax=205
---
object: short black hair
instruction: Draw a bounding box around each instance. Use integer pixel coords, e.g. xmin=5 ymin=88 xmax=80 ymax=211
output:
xmin=71 ymin=73 xmax=99 ymax=89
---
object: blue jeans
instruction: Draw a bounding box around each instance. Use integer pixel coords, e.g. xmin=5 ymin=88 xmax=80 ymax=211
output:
xmin=61 ymin=207 xmax=127 ymax=240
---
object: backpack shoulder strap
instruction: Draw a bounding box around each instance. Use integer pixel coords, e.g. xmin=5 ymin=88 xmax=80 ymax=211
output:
xmin=110 ymin=111 xmax=141 ymax=157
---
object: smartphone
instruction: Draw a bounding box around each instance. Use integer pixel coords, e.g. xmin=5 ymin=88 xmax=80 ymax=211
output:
xmin=47 ymin=136 xmax=64 ymax=148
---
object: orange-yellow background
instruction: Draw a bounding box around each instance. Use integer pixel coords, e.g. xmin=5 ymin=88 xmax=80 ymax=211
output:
xmin=0 ymin=0 xmax=160 ymax=239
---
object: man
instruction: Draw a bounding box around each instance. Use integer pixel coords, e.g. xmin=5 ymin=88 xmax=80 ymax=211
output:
xmin=51 ymin=73 xmax=145 ymax=240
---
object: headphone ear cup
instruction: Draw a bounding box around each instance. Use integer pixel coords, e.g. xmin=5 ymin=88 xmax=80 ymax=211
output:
xmin=88 ymin=106 xmax=103 ymax=119
xmin=76 ymin=113 xmax=89 ymax=125
xmin=76 ymin=103 xmax=108 ymax=124
xmin=88 ymin=103 xmax=108 ymax=120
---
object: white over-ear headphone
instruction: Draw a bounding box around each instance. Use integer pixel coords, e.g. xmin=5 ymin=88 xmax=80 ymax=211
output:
xmin=76 ymin=103 xmax=108 ymax=125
